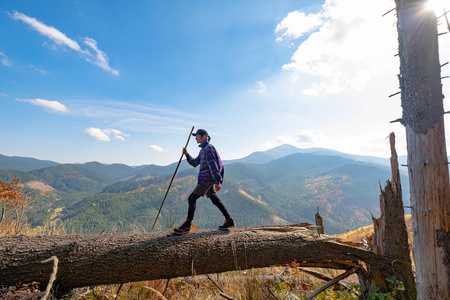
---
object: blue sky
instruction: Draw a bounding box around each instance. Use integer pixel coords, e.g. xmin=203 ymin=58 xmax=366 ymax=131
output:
xmin=1 ymin=0 xmax=449 ymax=166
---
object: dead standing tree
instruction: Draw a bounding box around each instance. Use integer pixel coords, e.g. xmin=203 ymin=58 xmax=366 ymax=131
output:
xmin=395 ymin=0 xmax=450 ymax=298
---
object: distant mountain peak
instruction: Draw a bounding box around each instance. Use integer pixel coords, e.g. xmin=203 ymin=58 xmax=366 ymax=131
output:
xmin=270 ymin=144 xmax=299 ymax=150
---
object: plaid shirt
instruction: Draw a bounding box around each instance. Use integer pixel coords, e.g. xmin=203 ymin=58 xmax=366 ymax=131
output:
xmin=186 ymin=141 xmax=224 ymax=185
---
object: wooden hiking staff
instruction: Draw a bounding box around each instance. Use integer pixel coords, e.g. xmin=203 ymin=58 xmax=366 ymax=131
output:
xmin=152 ymin=126 xmax=195 ymax=230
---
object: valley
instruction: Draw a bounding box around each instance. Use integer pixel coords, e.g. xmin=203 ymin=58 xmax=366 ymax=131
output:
xmin=0 ymin=145 xmax=410 ymax=234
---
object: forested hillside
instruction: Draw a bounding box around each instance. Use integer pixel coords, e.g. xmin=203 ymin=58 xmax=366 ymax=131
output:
xmin=29 ymin=164 xmax=115 ymax=193
xmin=0 ymin=146 xmax=408 ymax=234
xmin=0 ymin=154 xmax=59 ymax=172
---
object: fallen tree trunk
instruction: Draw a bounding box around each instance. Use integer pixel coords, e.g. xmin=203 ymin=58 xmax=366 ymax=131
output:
xmin=1 ymin=226 xmax=400 ymax=293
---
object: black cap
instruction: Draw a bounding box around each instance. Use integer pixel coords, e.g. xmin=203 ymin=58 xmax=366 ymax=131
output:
xmin=192 ymin=129 xmax=208 ymax=137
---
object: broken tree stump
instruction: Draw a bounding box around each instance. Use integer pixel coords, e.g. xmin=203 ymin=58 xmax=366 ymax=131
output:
xmin=370 ymin=133 xmax=416 ymax=299
xmin=315 ymin=207 xmax=325 ymax=235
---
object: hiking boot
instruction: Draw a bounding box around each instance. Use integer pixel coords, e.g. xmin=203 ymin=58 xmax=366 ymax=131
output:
xmin=219 ymin=218 xmax=235 ymax=230
xmin=174 ymin=219 xmax=192 ymax=235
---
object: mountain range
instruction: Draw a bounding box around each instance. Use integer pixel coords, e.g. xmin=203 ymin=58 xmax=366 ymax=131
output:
xmin=0 ymin=153 xmax=59 ymax=172
xmin=0 ymin=145 xmax=410 ymax=234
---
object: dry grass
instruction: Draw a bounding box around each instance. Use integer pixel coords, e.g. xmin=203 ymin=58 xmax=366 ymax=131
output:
xmin=23 ymin=181 xmax=55 ymax=193
xmin=65 ymin=268 xmax=359 ymax=300
xmin=337 ymin=215 xmax=413 ymax=250
xmin=337 ymin=215 xmax=412 ymax=242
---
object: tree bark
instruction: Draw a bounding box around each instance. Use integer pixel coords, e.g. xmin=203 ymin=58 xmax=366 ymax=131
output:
xmin=396 ymin=1 xmax=450 ymax=298
xmin=1 ymin=227 xmax=399 ymax=292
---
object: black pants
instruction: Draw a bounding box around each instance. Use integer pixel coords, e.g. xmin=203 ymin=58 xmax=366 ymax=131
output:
xmin=187 ymin=192 xmax=231 ymax=221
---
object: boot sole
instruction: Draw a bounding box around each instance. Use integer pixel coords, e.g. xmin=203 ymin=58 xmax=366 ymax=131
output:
xmin=173 ymin=230 xmax=190 ymax=235
xmin=218 ymin=224 xmax=236 ymax=230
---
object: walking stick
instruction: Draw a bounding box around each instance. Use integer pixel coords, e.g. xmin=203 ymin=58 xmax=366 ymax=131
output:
xmin=152 ymin=126 xmax=195 ymax=230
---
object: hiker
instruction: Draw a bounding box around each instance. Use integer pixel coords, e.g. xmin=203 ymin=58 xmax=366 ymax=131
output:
xmin=174 ymin=129 xmax=235 ymax=234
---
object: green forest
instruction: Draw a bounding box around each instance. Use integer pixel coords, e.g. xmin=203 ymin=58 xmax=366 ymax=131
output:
xmin=0 ymin=148 xmax=409 ymax=235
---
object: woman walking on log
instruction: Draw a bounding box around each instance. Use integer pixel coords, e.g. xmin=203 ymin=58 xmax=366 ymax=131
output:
xmin=174 ymin=129 xmax=235 ymax=235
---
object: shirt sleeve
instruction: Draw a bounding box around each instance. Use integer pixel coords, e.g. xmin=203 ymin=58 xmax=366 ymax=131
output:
xmin=206 ymin=146 xmax=223 ymax=184
xmin=186 ymin=153 xmax=200 ymax=167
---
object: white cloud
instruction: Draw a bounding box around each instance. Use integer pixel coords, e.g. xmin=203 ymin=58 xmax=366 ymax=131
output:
xmin=0 ymin=93 xmax=8 ymax=97
xmin=11 ymin=11 xmax=83 ymax=52
xmin=260 ymin=126 xmax=408 ymax=158
xmin=11 ymin=11 xmax=118 ymax=76
xmin=69 ymin=100 xmax=201 ymax=134
xmin=85 ymin=128 xmax=110 ymax=142
xmin=0 ymin=51 xmax=12 ymax=66
xmin=104 ymin=128 xmax=129 ymax=141
xmin=17 ymin=98 xmax=69 ymax=113
xmin=83 ymin=38 xmax=119 ymax=76
xmin=276 ymin=0 xmax=398 ymax=97
xmin=257 ymin=81 xmax=266 ymax=94
xmin=276 ymin=10 xmax=325 ymax=42
xmin=85 ymin=127 xmax=129 ymax=142
xmin=29 ymin=65 xmax=50 ymax=75
xmin=149 ymin=145 xmax=166 ymax=152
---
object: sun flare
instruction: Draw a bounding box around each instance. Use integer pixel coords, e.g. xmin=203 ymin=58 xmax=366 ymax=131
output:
xmin=425 ymin=0 xmax=447 ymax=14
